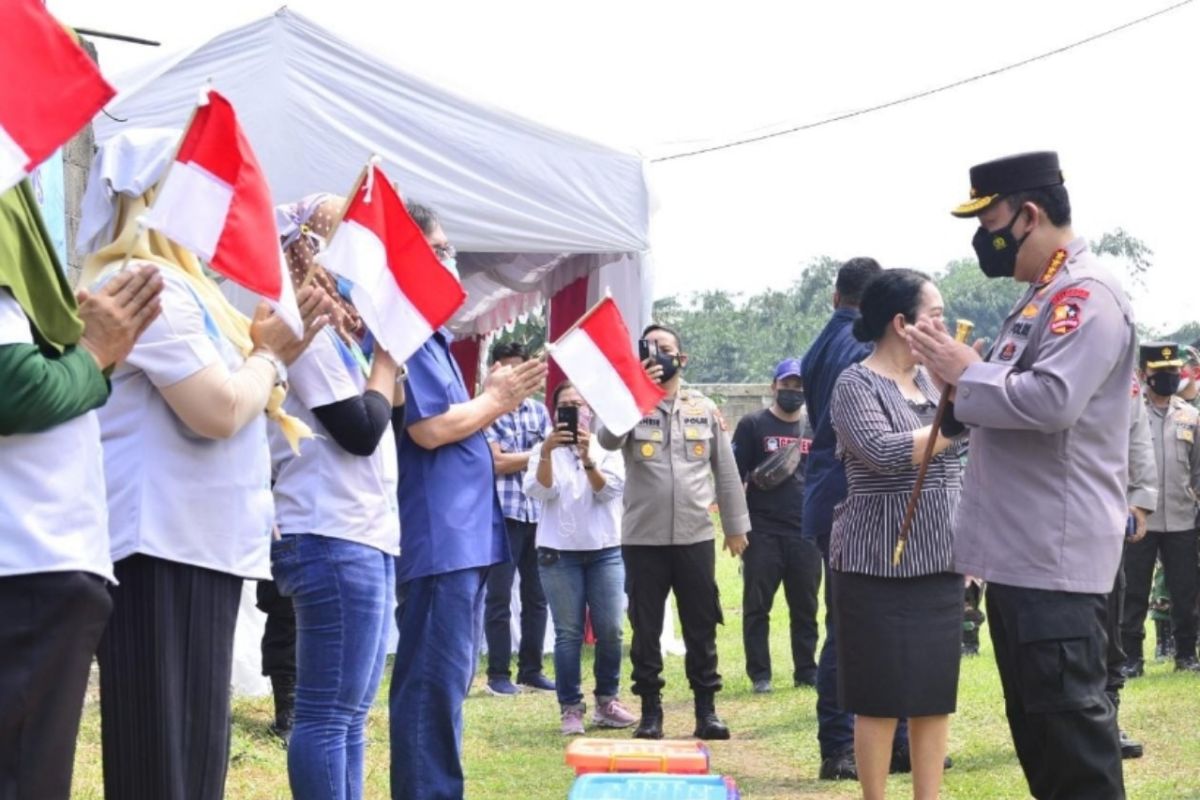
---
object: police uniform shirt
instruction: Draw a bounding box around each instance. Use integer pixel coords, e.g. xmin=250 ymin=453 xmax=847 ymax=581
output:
xmin=597 ymin=388 xmax=750 ymax=546
xmin=1144 ymin=394 xmax=1200 ymax=532
xmin=1128 ymin=387 xmax=1159 ymax=513
xmin=953 ymin=238 xmax=1137 ymax=594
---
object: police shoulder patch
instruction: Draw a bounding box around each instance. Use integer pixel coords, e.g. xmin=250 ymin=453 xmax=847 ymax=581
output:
xmin=1049 ymin=301 xmax=1082 ymax=335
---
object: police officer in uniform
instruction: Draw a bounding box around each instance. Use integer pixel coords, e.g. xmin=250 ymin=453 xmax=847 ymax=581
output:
xmin=909 ymin=152 xmax=1135 ymax=799
xmin=597 ymin=324 xmax=751 ymax=740
xmin=1121 ymin=342 xmax=1200 ymax=675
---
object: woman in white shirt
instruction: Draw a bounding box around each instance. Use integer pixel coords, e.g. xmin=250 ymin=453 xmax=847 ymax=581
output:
xmin=524 ymin=382 xmax=635 ymax=735
xmin=79 ymin=131 xmax=324 ymax=800
xmin=268 ymin=194 xmax=403 ymax=800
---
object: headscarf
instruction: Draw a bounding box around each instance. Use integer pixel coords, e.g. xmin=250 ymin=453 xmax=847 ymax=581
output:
xmin=78 ymin=130 xmax=312 ymax=453
xmin=276 ymin=193 xmax=362 ymax=346
xmin=0 ymin=181 xmax=83 ymax=352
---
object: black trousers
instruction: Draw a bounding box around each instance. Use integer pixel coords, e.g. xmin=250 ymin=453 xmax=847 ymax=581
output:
xmin=1121 ymin=530 xmax=1200 ymax=661
xmin=0 ymin=571 xmax=111 ymax=800
xmin=484 ymin=519 xmax=549 ymax=681
xmin=624 ymin=541 xmax=722 ymax=697
xmin=741 ymin=531 xmax=820 ymax=683
xmin=255 ymin=578 xmax=296 ymax=679
xmin=986 ymin=583 xmax=1124 ymax=800
xmin=98 ymin=554 xmax=243 ymax=800
xmin=1105 ymin=553 xmax=1126 ymax=700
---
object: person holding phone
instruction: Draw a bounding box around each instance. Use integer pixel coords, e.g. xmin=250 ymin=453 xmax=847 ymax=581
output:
xmin=598 ymin=324 xmax=751 ymax=740
xmin=524 ymin=381 xmax=634 ymax=735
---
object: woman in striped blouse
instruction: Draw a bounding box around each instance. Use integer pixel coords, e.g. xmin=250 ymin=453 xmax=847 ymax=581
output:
xmin=829 ymin=268 xmax=966 ymax=800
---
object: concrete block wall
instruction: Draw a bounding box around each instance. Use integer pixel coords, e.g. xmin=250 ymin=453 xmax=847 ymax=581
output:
xmin=689 ymin=383 xmax=773 ymax=431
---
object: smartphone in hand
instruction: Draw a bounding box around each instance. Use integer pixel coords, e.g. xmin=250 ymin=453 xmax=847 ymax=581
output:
xmin=638 ymin=338 xmax=657 ymax=364
xmin=557 ymin=405 xmax=579 ymax=444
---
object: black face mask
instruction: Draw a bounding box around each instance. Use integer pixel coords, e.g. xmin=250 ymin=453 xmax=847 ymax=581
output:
xmin=972 ymin=207 xmax=1030 ymax=279
xmin=1147 ymin=372 xmax=1182 ymax=397
xmin=776 ymin=389 xmax=804 ymax=414
xmin=656 ymin=351 xmax=682 ymax=383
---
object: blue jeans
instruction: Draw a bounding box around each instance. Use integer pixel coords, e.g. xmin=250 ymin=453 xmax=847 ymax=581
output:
xmin=537 ymin=546 xmax=626 ymax=707
xmin=271 ymin=534 xmax=394 ymax=800
xmin=816 ymin=545 xmax=907 ymax=759
xmin=389 ymin=567 xmax=487 ymax=800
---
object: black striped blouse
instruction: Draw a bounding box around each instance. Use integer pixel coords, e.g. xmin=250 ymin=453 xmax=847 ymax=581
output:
xmin=829 ymin=363 xmax=964 ymax=578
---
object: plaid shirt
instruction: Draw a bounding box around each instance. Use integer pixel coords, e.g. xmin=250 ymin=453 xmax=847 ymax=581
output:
xmin=486 ymin=399 xmax=552 ymax=523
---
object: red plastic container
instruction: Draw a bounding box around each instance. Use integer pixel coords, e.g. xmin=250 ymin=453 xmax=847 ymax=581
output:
xmin=565 ymin=738 xmax=711 ymax=775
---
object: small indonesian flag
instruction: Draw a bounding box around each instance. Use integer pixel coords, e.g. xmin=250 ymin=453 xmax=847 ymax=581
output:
xmin=318 ymin=161 xmax=466 ymax=363
xmin=144 ymin=90 xmax=284 ymax=302
xmin=549 ymin=297 xmax=666 ymax=436
xmin=0 ymin=0 xmax=116 ymax=192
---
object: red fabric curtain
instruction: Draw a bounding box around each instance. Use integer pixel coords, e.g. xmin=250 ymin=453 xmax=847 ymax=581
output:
xmin=546 ymin=275 xmax=589 ymax=406
xmin=449 ymin=335 xmax=482 ymax=398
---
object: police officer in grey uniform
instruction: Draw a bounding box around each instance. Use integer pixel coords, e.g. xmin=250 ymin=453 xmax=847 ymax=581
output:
xmin=909 ymin=152 xmax=1135 ymax=799
xmin=597 ymin=323 xmax=750 ymax=741
xmin=1121 ymin=342 xmax=1200 ymax=675
xmin=1108 ymin=385 xmax=1157 ymax=760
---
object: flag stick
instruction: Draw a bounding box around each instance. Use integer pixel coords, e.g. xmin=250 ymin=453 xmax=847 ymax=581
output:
xmin=892 ymin=319 xmax=974 ymax=566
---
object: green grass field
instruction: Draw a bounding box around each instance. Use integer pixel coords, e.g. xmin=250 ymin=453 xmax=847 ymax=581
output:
xmin=71 ymin=546 xmax=1200 ymax=798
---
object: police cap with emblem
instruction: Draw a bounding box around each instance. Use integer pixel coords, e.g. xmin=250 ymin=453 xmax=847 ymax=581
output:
xmin=951 ymin=151 xmax=1065 ymax=218
xmin=1139 ymin=341 xmax=1184 ymax=369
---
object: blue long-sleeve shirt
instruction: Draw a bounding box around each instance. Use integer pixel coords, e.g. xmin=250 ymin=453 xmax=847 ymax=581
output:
xmin=800 ymin=307 xmax=872 ymax=547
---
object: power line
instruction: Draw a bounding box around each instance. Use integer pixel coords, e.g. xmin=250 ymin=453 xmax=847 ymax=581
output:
xmin=650 ymin=0 xmax=1194 ymax=163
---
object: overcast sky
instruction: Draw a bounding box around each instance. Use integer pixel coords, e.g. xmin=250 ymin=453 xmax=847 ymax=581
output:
xmin=50 ymin=0 xmax=1200 ymax=330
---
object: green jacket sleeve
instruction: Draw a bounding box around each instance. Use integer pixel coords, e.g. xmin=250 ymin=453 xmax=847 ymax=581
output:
xmin=0 ymin=343 xmax=110 ymax=435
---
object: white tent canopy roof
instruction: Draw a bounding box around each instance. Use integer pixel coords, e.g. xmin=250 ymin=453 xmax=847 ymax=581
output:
xmin=94 ymin=7 xmax=652 ymax=335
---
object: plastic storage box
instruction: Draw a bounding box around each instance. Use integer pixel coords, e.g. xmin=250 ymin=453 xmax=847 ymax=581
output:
xmin=568 ymin=773 xmax=739 ymax=800
xmin=565 ymin=739 xmax=711 ymax=775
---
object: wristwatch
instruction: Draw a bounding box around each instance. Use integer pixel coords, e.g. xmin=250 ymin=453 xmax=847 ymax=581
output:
xmin=251 ymin=349 xmax=288 ymax=387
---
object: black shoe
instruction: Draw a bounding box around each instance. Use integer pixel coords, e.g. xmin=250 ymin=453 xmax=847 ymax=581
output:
xmin=890 ymin=746 xmax=953 ymax=774
xmin=268 ymin=674 xmax=296 ymax=746
xmin=793 ymin=675 xmax=817 ymax=689
xmin=819 ymin=748 xmax=857 ymax=781
xmin=1120 ymin=729 xmax=1144 ymax=759
xmin=1120 ymin=658 xmax=1145 ymax=679
xmin=692 ymin=693 xmax=730 ymax=740
xmin=1175 ymin=655 xmax=1200 ymax=672
xmin=633 ymin=696 xmax=664 ymax=740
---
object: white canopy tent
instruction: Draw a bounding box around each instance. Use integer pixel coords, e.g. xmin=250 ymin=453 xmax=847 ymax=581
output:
xmin=89 ymin=8 xmax=667 ymax=694
xmin=93 ymin=6 xmax=654 ymax=338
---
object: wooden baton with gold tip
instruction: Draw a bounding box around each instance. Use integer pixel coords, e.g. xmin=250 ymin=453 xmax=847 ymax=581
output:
xmin=892 ymin=319 xmax=975 ymax=566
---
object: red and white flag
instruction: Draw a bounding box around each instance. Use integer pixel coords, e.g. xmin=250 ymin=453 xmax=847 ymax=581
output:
xmin=144 ymin=90 xmax=289 ymax=303
xmin=549 ymin=297 xmax=665 ymax=436
xmin=0 ymin=0 xmax=116 ymax=193
xmin=318 ymin=161 xmax=466 ymax=363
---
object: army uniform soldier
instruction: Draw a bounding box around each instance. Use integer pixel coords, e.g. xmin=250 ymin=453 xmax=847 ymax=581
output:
xmin=1121 ymin=342 xmax=1200 ymax=675
xmin=597 ymin=324 xmax=750 ymax=741
xmin=909 ymin=152 xmax=1136 ymax=799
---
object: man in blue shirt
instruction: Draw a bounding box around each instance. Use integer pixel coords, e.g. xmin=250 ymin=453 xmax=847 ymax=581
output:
xmin=800 ymin=257 xmax=885 ymax=781
xmin=390 ymin=203 xmax=547 ymax=800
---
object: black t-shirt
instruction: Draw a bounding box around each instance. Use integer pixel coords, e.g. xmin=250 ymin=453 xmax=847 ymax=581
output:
xmin=731 ymin=406 xmax=813 ymax=537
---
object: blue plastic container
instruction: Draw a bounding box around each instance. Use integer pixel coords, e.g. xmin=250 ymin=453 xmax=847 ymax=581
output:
xmin=568 ymin=773 xmax=740 ymax=800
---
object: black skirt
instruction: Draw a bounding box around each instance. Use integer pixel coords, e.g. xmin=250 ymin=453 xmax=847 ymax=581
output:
xmin=832 ymin=569 xmax=962 ymax=718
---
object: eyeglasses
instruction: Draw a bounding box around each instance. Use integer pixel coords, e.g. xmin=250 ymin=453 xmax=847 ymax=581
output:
xmin=432 ymin=243 xmax=456 ymax=260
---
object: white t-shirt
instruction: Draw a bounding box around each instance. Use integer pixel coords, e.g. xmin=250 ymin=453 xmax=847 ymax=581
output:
xmin=523 ymin=438 xmax=624 ymax=551
xmin=0 ymin=291 xmax=113 ymax=581
xmin=269 ymin=329 xmax=400 ymax=554
xmin=95 ymin=268 xmax=273 ymax=579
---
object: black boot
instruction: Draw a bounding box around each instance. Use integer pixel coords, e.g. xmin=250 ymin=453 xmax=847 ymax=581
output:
xmin=633 ymin=695 xmax=664 ymax=740
xmin=269 ymin=674 xmax=296 ymax=745
xmin=692 ymin=692 xmax=730 ymax=740
xmin=1155 ymin=619 xmax=1174 ymax=661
